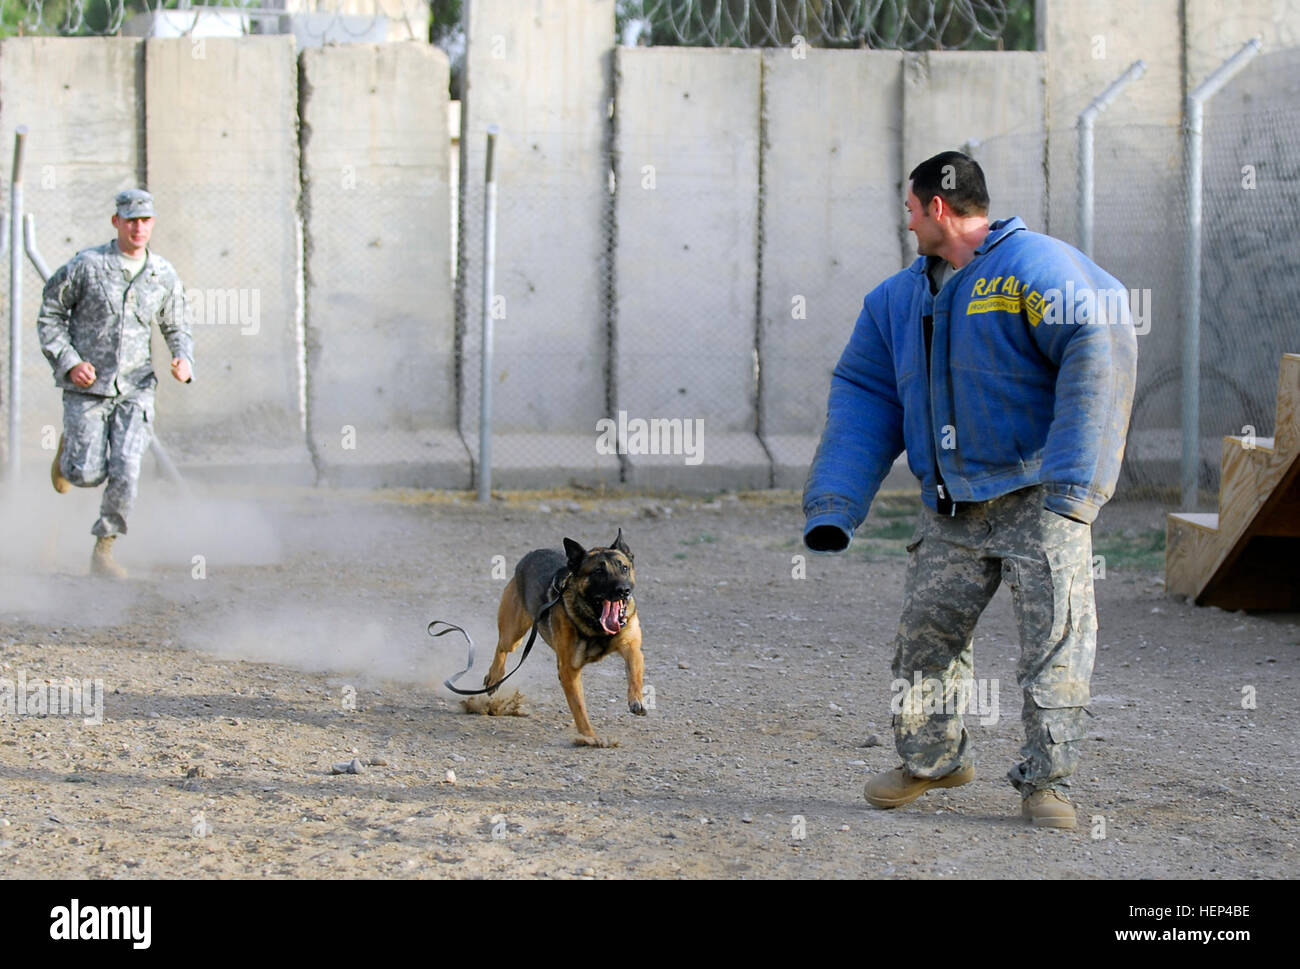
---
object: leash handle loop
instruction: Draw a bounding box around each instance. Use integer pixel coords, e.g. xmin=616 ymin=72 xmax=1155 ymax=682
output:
xmin=429 ymin=589 xmax=562 ymax=697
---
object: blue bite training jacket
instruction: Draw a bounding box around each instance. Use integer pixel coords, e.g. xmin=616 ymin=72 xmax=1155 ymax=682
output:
xmin=802 ymin=217 xmax=1138 ymax=547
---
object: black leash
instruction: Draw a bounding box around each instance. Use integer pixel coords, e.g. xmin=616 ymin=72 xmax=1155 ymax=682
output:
xmin=430 ymin=571 xmax=567 ymax=696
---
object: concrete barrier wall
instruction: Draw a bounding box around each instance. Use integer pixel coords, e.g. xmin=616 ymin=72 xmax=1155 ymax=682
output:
xmin=300 ymin=43 xmax=467 ymax=488
xmin=1184 ymin=3 xmax=1300 ymax=459
xmin=614 ymin=46 xmax=769 ymax=489
xmin=760 ymin=49 xmax=903 ymax=488
xmin=1041 ymin=0 xmax=1300 ymax=494
xmin=144 ymin=36 xmax=313 ymax=482
xmin=1198 ymin=47 xmax=1300 ymax=443
xmin=1041 ymin=0 xmax=1184 ymax=487
xmin=902 ymin=50 xmax=1046 ymax=240
xmin=5 ymin=4 xmax=1298 ymax=497
xmin=458 ymin=0 xmax=619 ymax=488
xmin=0 ymin=38 xmax=142 ymax=473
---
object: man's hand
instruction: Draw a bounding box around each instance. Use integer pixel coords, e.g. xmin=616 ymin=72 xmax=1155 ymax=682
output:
xmin=171 ymin=357 xmax=192 ymax=383
xmin=67 ymin=361 xmax=96 ymax=388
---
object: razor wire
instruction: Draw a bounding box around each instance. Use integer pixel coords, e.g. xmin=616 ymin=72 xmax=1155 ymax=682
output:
xmin=0 ymin=0 xmax=125 ymax=34
xmin=0 ymin=0 xmax=395 ymax=38
xmin=621 ymin=0 xmax=1016 ymax=50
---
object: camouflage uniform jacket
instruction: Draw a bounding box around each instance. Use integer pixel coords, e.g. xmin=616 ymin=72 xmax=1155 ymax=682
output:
xmin=37 ymin=240 xmax=193 ymax=396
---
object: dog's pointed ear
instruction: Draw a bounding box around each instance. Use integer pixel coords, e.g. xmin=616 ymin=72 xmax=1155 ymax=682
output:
xmin=563 ymin=538 xmax=586 ymax=570
xmin=611 ymin=528 xmax=633 ymax=560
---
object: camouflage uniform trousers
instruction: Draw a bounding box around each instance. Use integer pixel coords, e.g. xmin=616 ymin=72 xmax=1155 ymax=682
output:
xmin=891 ymin=484 xmax=1097 ymax=794
xmin=59 ymin=387 xmax=155 ymax=538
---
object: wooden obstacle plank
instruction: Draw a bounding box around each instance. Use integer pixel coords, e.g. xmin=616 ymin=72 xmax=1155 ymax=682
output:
xmin=1165 ymin=353 xmax=1300 ymax=609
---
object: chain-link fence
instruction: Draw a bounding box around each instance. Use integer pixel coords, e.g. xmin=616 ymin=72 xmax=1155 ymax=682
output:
xmin=1052 ymin=49 xmax=1300 ymax=503
xmin=5 ymin=7 xmax=1298 ymax=498
xmin=1193 ymin=49 xmax=1300 ymax=499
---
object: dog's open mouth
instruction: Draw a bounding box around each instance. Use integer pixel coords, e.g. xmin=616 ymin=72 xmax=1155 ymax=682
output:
xmin=599 ymin=598 xmax=628 ymax=635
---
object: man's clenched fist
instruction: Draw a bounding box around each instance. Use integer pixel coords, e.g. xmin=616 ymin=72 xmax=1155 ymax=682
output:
xmin=68 ymin=361 xmax=96 ymax=388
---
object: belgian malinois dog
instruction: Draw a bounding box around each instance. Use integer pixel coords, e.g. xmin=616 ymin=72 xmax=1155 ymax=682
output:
xmin=486 ymin=530 xmax=645 ymax=747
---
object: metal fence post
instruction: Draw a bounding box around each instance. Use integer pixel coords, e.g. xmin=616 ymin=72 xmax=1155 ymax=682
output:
xmin=8 ymin=125 xmax=27 ymax=486
xmin=1077 ymin=60 xmax=1146 ymax=258
xmin=23 ymin=214 xmax=52 ymax=281
xmin=477 ymin=125 xmax=499 ymax=503
xmin=1182 ymin=38 xmax=1261 ymax=510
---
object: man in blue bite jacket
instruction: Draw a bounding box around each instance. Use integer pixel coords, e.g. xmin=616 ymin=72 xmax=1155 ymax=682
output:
xmin=803 ymin=151 xmax=1137 ymax=828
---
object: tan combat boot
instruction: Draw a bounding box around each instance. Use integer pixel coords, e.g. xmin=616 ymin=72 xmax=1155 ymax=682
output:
xmin=864 ymin=764 xmax=975 ymax=808
xmin=1022 ymin=789 xmax=1076 ymax=829
xmin=51 ymin=435 xmax=71 ymax=494
xmin=91 ymin=536 xmax=128 ymax=580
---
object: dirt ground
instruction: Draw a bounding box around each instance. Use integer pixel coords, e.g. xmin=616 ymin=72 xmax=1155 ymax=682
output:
xmin=0 ymin=480 xmax=1296 ymax=880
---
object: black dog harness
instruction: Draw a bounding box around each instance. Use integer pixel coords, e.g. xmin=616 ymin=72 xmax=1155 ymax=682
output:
xmin=431 ymin=569 xmax=569 ymax=696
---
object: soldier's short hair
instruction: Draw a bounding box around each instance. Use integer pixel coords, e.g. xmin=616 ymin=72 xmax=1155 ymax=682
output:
xmin=909 ymin=152 xmax=989 ymax=217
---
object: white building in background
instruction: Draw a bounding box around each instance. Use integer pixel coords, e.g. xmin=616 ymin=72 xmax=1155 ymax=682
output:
xmin=123 ymin=0 xmax=431 ymax=46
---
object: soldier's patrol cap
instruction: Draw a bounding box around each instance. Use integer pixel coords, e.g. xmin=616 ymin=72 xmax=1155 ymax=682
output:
xmin=114 ymin=189 xmax=155 ymax=219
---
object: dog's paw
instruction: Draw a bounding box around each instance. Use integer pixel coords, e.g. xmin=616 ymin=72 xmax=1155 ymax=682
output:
xmin=629 ymin=700 xmax=648 ymax=716
xmin=574 ymin=735 xmax=619 ymax=748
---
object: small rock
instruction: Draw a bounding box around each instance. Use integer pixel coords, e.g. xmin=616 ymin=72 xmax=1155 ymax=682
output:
xmin=678 ymin=661 xmax=690 ymax=670
xmin=565 ymin=502 xmax=581 ymax=513
xmin=741 ymin=816 xmax=753 ymax=824
xmin=538 ymin=504 xmax=552 ymax=513
xmin=847 ymin=759 xmax=866 ymax=767
xmin=444 ymin=769 xmax=457 ymax=784
xmin=579 ymin=867 xmax=595 ymax=877
xmin=148 ymin=711 xmax=161 ymax=719
xmin=331 ymin=759 xmax=364 ymax=775
xmin=181 ymin=779 xmax=202 ymax=792
xmin=368 ymin=757 xmax=389 ymax=767
xmin=862 ymin=734 xmax=883 ymax=748
xmin=186 ymin=766 xmax=207 ymax=778
xmin=451 ymin=753 xmax=466 ymax=763
xmin=839 ymin=824 xmax=850 ymax=832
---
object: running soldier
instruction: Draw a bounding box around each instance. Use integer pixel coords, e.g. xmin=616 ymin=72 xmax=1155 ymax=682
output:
xmin=37 ymin=189 xmax=194 ymax=578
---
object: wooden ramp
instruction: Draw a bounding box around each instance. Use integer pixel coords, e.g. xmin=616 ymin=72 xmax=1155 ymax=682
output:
xmin=1165 ymin=353 xmax=1300 ymax=610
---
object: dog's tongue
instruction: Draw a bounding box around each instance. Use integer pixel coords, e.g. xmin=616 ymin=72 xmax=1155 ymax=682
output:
xmin=600 ymin=599 xmax=622 ymax=635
